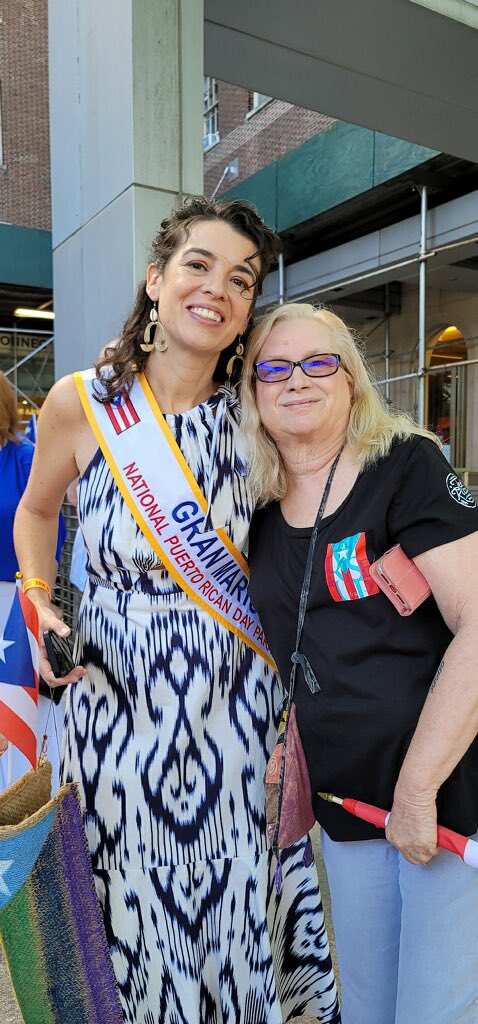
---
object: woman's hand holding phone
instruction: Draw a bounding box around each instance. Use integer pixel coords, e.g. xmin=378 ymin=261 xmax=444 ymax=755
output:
xmin=27 ymin=594 xmax=86 ymax=686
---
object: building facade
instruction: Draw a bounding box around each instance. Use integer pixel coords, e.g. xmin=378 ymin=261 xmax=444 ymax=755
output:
xmin=204 ymin=80 xmax=478 ymax=482
xmin=0 ymin=0 xmax=54 ymax=419
xmin=2 ymin=12 xmax=477 ymax=482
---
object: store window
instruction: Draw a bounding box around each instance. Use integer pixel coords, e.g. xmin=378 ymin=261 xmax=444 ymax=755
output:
xmin=203 ymin=77 xmax=219 ymax=150
xmin=427 ymin=325 xmax=467 ymax=464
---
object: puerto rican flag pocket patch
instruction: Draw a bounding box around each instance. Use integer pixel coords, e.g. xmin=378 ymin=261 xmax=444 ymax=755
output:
xmin=325 ymin=532 xmax=379 ymax=602
xmin=105 ymin=392 xmax=140 ymax=434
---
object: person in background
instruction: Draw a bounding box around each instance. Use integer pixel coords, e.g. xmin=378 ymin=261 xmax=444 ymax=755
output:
xmin=242 ymin=302 xmax=478 ymax=1024
xmin=14 ymin=200 xmax=340 ymax=1024
xmin=0 ymin=371 xmax=66 ymax=792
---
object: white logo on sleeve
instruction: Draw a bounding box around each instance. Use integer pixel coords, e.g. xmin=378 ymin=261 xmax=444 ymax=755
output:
xmin=446 ymin=473 xmax=477 ymax=508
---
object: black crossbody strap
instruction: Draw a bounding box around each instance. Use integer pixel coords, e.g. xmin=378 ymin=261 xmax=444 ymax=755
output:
xmin=287 ymin=448 xmax=342 ymax=702
xmin=271 ymin=448 xmax=343 ymax=865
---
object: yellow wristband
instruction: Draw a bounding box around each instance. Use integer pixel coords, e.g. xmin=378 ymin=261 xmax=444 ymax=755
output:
xmin=23 ymin=577 xmax=52 ymax=601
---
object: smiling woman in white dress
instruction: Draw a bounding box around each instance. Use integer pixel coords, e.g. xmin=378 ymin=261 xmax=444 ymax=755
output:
xmin=14 ymin=198 xmax=340 ymax=1024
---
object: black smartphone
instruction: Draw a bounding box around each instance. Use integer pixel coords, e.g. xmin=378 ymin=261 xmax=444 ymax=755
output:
xmin=43 ymin=630 xmax=76 ymax=678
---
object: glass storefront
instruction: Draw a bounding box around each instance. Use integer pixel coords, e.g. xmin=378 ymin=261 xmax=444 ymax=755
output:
xmin=0 ymin=328 xmax=55 ymax=427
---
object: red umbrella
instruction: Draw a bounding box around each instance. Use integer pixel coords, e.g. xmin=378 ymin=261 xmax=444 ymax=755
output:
xmin=318 ymin=792 xmax=478 ymax=868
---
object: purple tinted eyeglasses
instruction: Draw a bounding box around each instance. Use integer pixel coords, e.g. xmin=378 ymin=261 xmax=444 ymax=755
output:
xmin=254 ymin=353 xmax=341 ymax=383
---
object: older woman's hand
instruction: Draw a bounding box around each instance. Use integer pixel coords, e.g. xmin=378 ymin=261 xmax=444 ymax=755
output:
xmin=386 ymin=783 xmax=439 ymax=864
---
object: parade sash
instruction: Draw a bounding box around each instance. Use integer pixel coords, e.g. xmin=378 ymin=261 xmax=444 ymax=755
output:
xmin=74 ymin=369 xmax=275 ymax=668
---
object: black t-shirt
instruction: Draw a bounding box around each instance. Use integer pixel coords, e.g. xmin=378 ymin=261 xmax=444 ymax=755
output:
xmin=249 ymin=437 xmax=478 ymax=841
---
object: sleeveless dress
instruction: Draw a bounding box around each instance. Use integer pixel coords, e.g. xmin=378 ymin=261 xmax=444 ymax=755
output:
xmin=62 ymin=389 xmax=340 ymax=1024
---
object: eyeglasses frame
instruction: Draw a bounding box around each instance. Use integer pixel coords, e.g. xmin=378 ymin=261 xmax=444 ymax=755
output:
xmin=253 ymin=352 xmax=341 ymax=383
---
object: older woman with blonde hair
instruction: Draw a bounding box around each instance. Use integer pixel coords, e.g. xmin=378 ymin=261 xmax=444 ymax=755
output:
xmin=242 ymin=303 xmax=478 ymax=1024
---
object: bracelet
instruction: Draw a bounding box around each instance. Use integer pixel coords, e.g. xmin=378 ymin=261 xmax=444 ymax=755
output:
xmin=23 ymin=577 xmax=52 ymax=601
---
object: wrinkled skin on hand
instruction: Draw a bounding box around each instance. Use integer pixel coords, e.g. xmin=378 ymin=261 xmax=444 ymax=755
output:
xmin=386 ymin=786 xmax=439 ymax=864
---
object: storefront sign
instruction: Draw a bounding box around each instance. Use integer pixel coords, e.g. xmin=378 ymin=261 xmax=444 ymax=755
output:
xmin=0 ymin=332 xmax=52 ymax=354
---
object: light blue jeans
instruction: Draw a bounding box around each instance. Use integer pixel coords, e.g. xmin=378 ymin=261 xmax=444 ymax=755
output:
xmin=321 ymin=828 xmax=478 ymax=1024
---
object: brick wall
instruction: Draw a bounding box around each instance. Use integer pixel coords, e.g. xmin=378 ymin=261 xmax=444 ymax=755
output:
xmin=218 ymin=82 xmax=250 ymax=139
xmin=204 ymin=84 xmax=336 ymax=199
xmin=0 ymin=0 xmax=51 ymax=229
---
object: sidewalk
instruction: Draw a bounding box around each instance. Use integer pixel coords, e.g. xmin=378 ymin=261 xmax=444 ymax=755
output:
xmin=0 ymin=825 xmax=338 ymax=1023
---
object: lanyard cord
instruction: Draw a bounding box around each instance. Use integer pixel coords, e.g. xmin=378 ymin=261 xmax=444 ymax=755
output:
xmin=271 ymin=447 xmax=343 ymax=867
xmin=287 ymin=447 xmax=343 ymax=702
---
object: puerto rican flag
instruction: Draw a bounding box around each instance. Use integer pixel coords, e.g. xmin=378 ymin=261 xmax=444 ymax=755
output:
xmin=105 ymin=392 xmax=140 ymax=435
xmin=0 ymin=583 xmax=39 ymax=768
xmin=24 ymin=413 xmax=38 ymax=444
xmin=325 ymin=532 xmax=380 ymax=602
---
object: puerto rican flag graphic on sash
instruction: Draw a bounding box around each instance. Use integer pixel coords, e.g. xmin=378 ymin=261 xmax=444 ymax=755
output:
xmin=104 ymin=392 xmax=140 ymax=434
xmin=0 ymin=584 xmax=39 ymax=768
xmin=325 ymin=532 xmax=380 ymax=602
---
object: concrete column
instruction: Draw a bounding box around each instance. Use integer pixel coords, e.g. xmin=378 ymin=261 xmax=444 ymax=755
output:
xmin=49 ymin=0 xmax=203 ymax=377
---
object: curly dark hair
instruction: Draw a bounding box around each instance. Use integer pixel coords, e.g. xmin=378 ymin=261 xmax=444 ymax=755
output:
xmin=95 ymin=195 xmax=281 ymax=402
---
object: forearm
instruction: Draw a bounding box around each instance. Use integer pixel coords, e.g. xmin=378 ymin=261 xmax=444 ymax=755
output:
xmin=14 ymin=499 xmax=86 ymax=686
xmin=14 ymin=502 xmax=61 ymax=594
xmin=395 ymin=624 xmax=478 ymax=801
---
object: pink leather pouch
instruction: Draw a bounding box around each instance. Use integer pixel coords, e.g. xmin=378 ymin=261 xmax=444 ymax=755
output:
xmin=265 ymin=703 xmax=316 ymax=850
xmin=369 ymin=543 xmax=431 ymax=616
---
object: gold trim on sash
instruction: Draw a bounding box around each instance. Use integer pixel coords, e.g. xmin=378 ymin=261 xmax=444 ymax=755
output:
xmin=74 ymin=370 xmax=276 ymax=669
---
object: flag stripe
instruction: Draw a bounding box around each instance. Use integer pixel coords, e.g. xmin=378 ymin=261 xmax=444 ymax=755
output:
xmin=123 ymin=392 xmax=139 ymax=424
xmin=0 ymin=699 xmax=36 ymax=766
xmin=17 ymin=591 xmax=40 ymax=684
xmin=104 ymin=402 xmax=121 ymax=434
xmin=116 ymin=399 xmax=130 ymax=429
xmin=0 ymin=684 xmax=37 ymax=729
xmin=18 ymin=589 xmax=39 ymax=638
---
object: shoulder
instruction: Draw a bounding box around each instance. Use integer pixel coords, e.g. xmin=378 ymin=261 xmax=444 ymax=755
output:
xmin=38 ymin=373 xmax=85 ymax=429
xmin=16 ymin=436 xmax=35 ymax=466
xmin=369 ymin=435 xmax=442 ymax=482
xmin=392 ymin=434 xmax=463 ymax=488
xmin=2 ymin=436 xmax=33 ymax=464
xmin=384 ymin=434 xmax=432 ymax=467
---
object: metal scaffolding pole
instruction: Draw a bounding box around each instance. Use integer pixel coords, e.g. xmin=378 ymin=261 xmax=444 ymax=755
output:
xmin=417 ymin=185 xmax=428 ymax=426
xmin=384 ymin=283 xmax=391 ymax=404
xmin=278 ymin=252 xmax=285 ymax=305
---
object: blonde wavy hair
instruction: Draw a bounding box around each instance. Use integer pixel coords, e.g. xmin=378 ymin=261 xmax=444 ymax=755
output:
xmin=240 ymin=303 xmax=438 ymax=505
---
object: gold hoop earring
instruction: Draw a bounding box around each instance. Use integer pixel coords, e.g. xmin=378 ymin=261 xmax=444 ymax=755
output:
xmin=226 ymin=340 xmax=244 ymax=380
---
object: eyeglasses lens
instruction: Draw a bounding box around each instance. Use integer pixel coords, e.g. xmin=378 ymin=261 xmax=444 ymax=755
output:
xmin=255 ymin=354 xmax=339 ymax=382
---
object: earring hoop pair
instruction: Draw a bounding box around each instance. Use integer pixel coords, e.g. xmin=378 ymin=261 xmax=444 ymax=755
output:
xmin=140 ymin=302 xmax=168 ymax=353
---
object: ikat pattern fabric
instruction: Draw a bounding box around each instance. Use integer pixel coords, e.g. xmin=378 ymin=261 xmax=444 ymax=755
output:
xmin=62 ymin=391 xmax=340 ymax=1024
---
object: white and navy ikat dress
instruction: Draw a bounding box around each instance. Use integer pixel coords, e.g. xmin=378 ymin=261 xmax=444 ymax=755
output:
xmin=62 ymin=386 xmax=340 ymax=1024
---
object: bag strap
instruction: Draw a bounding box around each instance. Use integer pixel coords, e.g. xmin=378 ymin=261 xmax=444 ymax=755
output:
xmin=287 ymin=447 xmax=342 ymax=704
xmin=271 ymin=448 xmax=343 ymax=868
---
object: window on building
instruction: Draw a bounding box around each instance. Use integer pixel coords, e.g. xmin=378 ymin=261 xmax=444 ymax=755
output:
xmin=203 ymin=77 xmax=219 ymax=150
xmin=246 ymin=91 xmax=272 ymax=118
